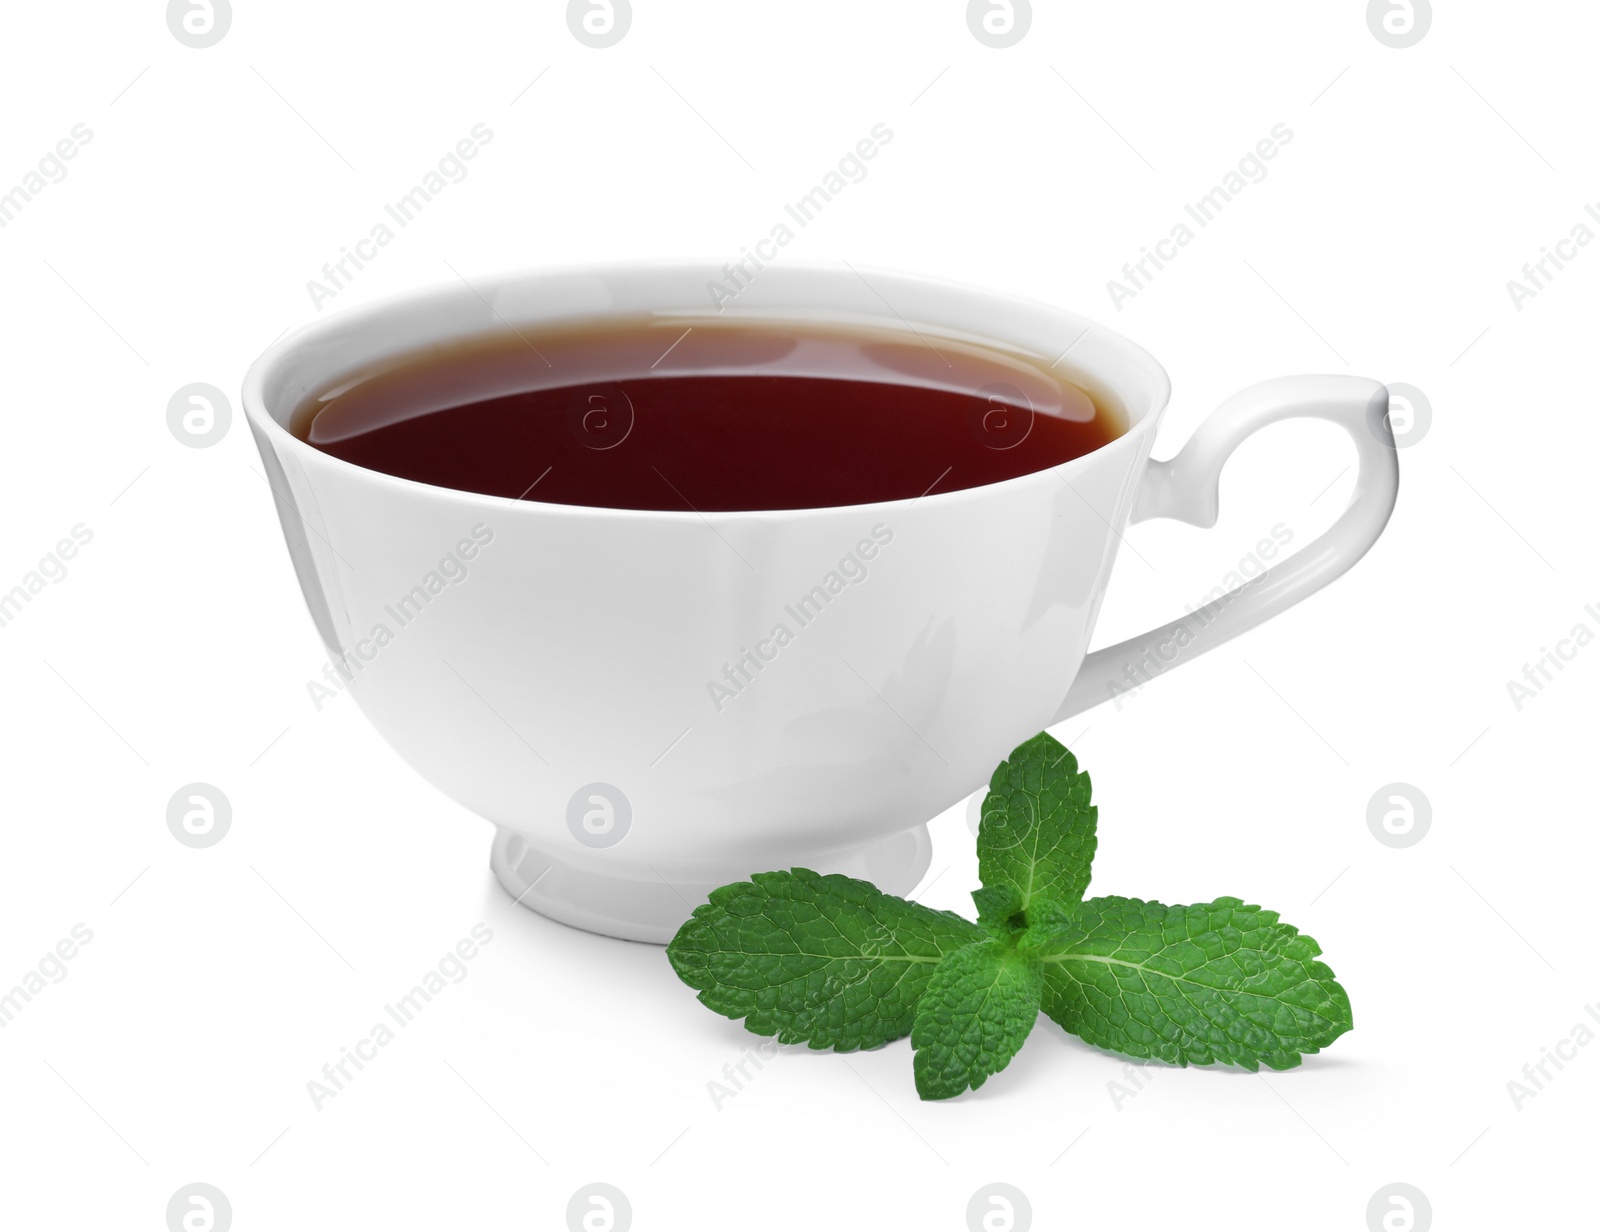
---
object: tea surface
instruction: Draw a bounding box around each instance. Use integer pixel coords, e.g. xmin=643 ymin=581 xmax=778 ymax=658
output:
xmin=293 ymin=318 xmax=1124 ymax=511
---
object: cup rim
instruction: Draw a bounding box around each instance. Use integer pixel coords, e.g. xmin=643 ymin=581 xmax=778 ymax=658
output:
xmin=241 ymin=259 xmax=1173 ymax=522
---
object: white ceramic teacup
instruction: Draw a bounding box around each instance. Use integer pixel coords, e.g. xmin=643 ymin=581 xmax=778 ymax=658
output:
xmin=243 ymin=263 xmax=1398 ymax=942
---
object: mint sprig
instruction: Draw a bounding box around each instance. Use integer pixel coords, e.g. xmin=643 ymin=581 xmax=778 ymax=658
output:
xmin=666 ymin=867 xmax=983 ymax=1051
xmin=910 ymin=939 xmax=1042 ymax=1099
xmin=1022 ymin=895 xmax=1352 ymax=1071
xmin=977 ymin=734 xmax=1097 ymax=914
xmin=666 ymin=732 xmax=1353 ymax=1099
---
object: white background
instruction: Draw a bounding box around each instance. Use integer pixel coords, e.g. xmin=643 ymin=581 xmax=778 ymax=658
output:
xmin=2 ymin=2 xmax=1595 ymax=1229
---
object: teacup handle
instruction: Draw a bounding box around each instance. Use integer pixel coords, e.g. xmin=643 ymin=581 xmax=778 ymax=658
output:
xmin=1054 ymin=375 xmax=1399 ymax=722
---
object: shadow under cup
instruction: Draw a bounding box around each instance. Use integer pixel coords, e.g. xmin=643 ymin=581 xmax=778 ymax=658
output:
xmin=242 ymin=264 xmax=1171 ymax=942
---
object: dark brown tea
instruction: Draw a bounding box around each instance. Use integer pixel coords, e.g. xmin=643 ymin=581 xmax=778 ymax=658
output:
xmin=293 ymin=318 xmax=1124 ymax=512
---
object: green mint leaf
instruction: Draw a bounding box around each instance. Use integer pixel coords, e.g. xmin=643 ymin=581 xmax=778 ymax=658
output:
xmin=911 ymin=940 xmax=1043 ymax=1100
xmin=666 ymin=868 xmax=984 ymax=1051
xmin=1021 ymin=895 xmax=1353 ymax=1070
xmin=977 ymin=732 xmax=1097 ymax=915
xmin=971 ymin=883 xmax=1024 ymax=936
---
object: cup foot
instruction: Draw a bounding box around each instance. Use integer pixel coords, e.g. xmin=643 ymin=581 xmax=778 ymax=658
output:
xmin=489 ymin=824 xmax=934 ymax=944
